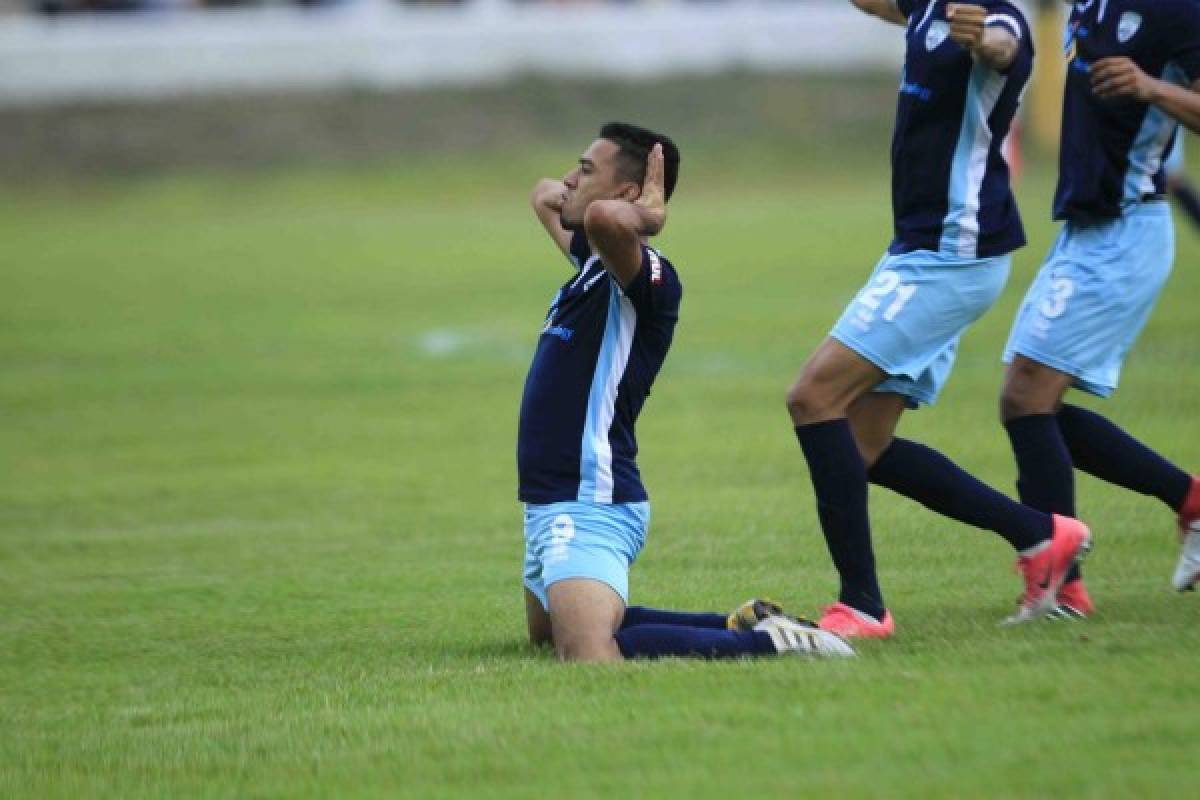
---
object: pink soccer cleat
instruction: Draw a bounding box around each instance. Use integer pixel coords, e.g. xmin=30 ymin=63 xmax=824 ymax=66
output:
xmin=1006 ymin=515 xmax=1092 ymax=624
xmin=818 ymin=602 xmax=895 ymax=640
xmin=1051 ymin=578 xmax=1094 ymax=619
xmin=1176 ymin=475 xmax=1200 ymax=540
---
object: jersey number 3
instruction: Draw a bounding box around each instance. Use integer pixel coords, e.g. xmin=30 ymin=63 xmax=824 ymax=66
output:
xmin=1038 ymin=277 xmax=1075 ymax=320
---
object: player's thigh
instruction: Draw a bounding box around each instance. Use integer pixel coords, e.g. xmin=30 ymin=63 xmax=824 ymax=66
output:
xmin=522 ymin=506 xmax=551 ymax=635
xmin=525 ymin=588 xmax=553 ymax=647
xmin=1004 ymin=207 xmax=1173 ymax=399
xmin=546 ymin=578 xmax=625 ymax=662
xmin=830 ymin=250 xmax=1009 ymax=401
xmin=533 ymin=502 xmax=646 ymax=599
xmin=524 ymin=500 xmax=647 ymax=661
xmin=788 ymin=338 xmax=888 ymax=422
xmin=871 ymin=334 xmax=961 ymax=410
xmin=1000 ymin=355 xmax=1076 ymax=419
xmin=847 ymin=392 xmax=907 ymax=466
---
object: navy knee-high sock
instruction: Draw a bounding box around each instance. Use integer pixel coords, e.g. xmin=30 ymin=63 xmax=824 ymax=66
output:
xmin=1005 ymin=413 xmax=1080 ymax=581
xmin=867 ymin=438 xmax=1052 ymax=552
xmin=620 ymin=607 xmax=728 ymax=630
xmin=615 ymin=625 xmax=777 ymax=659
xmin=1004 ymin=414 xmax=1076 ymax=515
xmin=795 ymin=419 xmax=885 ymax=620
xmin=1057 ymin=404 xmax=1192 ymax=512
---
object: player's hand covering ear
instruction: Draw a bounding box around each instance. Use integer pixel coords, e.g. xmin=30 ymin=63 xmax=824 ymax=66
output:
xmin=1090 ymin=58 xmax=1156 ymax=103
xmin=535 ymin=179 xmax=567 ymax=213
xmin=946 ymin=3 xmax=987 ymax=52
xmin=635 ymin=143 xmax=668 ymax=236
xmin=531 ymin=177 xmax=573 ymax=259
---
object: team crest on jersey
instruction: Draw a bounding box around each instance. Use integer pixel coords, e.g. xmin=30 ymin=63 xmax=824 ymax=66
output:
xmin=926 ymin=20 xmax=950 ymax=51
xmin=1117 ymin=12 xmax=1142 ymax=43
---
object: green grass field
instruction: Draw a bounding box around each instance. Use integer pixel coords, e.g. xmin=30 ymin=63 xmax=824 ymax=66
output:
xmin=3 ymin=132 xmax=1200 ymax=797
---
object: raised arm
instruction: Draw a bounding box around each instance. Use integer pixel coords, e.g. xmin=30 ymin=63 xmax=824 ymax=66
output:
xmin=850 ymin=0 xmax=907 ymax=26
xmin=531 ymin=178 xmax=573 ymax=259
xmin=582 ymin=144 xmax=668 ymax=290
xmin=947 ymin=3 xmax=1021 ymax=72
xmin=1091 ymin=62 xmax=1200 ymax=137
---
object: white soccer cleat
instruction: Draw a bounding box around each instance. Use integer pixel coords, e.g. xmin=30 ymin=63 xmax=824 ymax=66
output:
xmin=754 ymin=616 xmax=856 ymax=658
xmin=1172 ymin=528 xmax=1200 ymax=592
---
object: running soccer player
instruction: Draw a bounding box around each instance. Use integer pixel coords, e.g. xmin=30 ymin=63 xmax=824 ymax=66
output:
xmin=520 ymin=123 xmax=853 ymax=662
xmin=1001 ymin=0 xmax=1200 ymax=611
xmin=784 ymin=1 xmax=1092 ymax=639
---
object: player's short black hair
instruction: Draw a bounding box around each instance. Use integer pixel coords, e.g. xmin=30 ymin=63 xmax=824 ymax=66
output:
xmin=599 ymin=122 xmax=681 ymax=202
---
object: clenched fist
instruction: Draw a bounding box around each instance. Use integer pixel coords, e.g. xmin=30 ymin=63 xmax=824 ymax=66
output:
xmin=947 ymin=3 xmax=988 ymax=52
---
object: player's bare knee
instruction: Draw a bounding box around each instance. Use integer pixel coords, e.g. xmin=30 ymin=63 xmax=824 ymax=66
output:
xmin=1000 ymin=364 xmax=1053 ymax=421
xmin=786 ymin=379 xmax=836 ymax=425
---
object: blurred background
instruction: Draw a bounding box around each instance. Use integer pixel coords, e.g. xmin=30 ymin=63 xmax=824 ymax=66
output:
xmin=0 ymin=0 xmax=1073 ymax=179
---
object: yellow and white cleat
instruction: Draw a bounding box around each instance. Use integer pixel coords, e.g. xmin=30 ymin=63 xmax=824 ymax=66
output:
xmin=726 ymin=598 xmax=787 ymax=632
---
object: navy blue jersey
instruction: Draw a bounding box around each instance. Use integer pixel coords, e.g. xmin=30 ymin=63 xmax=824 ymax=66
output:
xmin=1055 ymin=0 xmax=1200 ymax=222
xmin=891 ymin=0 xmax=1033 ymax=258
xmin=517 ymin=231 xmax=682 ymax=505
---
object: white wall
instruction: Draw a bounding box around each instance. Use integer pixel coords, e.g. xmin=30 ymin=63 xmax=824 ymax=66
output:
xmin=0 ymin=1 xmax=904 ymax=106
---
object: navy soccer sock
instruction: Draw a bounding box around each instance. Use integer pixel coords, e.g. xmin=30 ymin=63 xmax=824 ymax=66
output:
xmin=615 ymin=625 xmax=777 ymax=659
xmin=1057 ymin=404 xmax=1192 ymax=512
xmin=795 ymin=419 xmax=885 ymax=621
xmin=1004 ymin=414 xmax=1076 ymax=515
xmin=867 ymin=438 xmax=1052 ymax=552
xmin=1005 ymin=413 xmax=1081 ymax=581
xmin=620 ymin=607 xmax=728 ymax=630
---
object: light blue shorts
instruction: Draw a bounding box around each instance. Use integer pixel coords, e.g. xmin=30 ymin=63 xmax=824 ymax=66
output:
xmin=522 ymin=501 xmax=649 ymax=610
xmin=831 ymin=249 xmax=1011 ymax=407
xmin=1165 ymin=135 xmax=1185 ymax=177
xmin=1003 ymin=201 xmax=1174 ymax=398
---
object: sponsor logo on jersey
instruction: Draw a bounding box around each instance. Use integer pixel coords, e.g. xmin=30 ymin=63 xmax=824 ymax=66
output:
xmin=900 ymin=77 xmax=934 ymax=102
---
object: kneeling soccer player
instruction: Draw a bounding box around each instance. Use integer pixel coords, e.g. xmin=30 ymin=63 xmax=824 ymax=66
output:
xmin=518 ymin=123 xmax=853 ymax=662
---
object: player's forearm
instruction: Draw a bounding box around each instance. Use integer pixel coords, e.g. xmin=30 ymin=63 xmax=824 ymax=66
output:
xmin=531 ymin=178 xmax=573 ymax=257
xmin=849 ymin=0 xmax=907 ymax=26
xmin=974 ymin=27 xmax=1018 ymax=72
xmin=1148 ymin=80 xmax=1200 ymax=137
xmin=584 ymin=199 xmax=665 ymax=239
